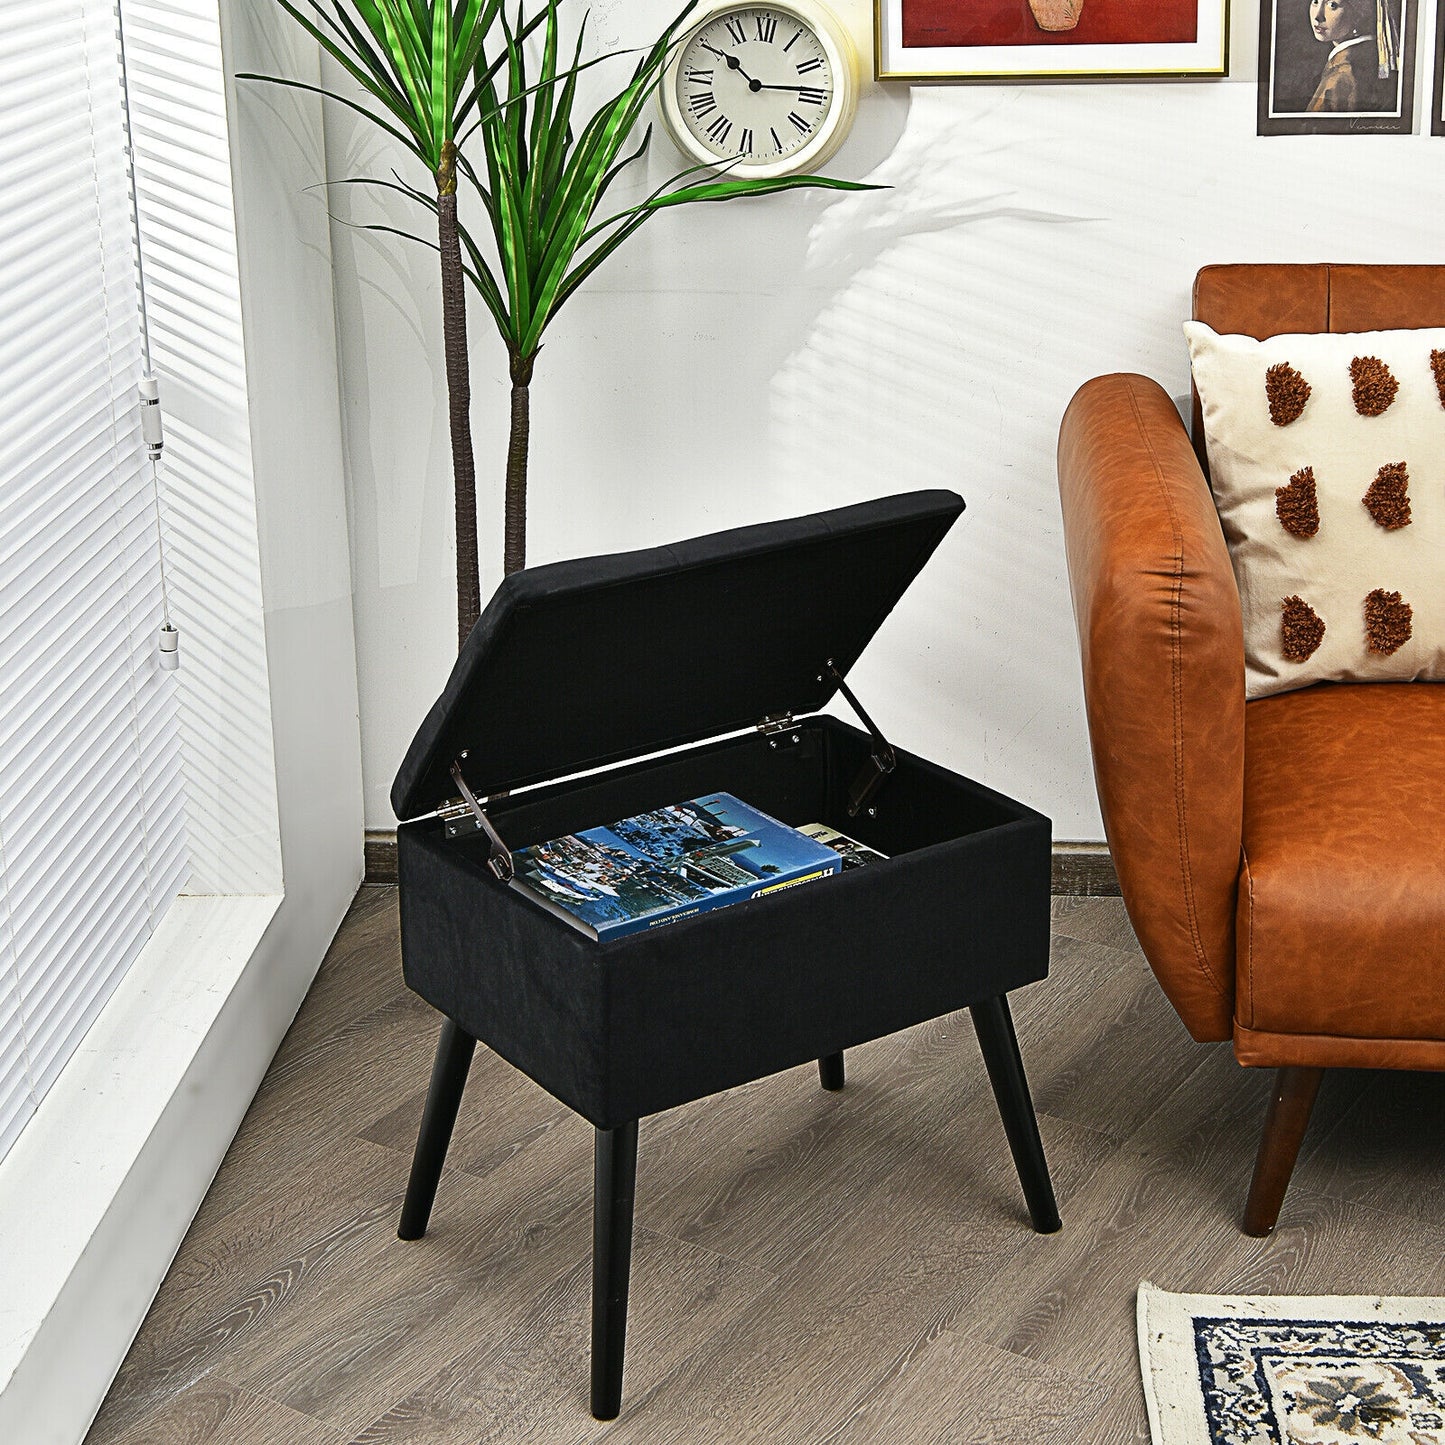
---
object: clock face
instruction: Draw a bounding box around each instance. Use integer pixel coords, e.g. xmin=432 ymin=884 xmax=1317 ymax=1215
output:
xmin=668 ymin=6 xmax=848 ymax=175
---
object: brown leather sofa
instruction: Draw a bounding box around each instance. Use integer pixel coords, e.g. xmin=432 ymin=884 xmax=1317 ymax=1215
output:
xmin=1057 ymin=264 xmax=1445 ymax=1235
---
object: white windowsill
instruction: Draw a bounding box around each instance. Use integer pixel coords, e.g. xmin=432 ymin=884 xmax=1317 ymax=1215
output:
xmin=0 ymin=892 xmax=281 ymax=1406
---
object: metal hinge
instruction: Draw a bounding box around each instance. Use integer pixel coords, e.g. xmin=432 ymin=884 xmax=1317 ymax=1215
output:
xmin=758 ymin=713 xmax=802 ymax=749
xmin=446 ymin=756 xmax=515 ymax=882
xmin=438 ymin=797 xmax=477 ymax=836
xmin=820 ymin=660 xmax=897 ymax=818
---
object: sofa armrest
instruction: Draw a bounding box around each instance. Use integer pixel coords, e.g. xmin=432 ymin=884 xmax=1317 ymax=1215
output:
xmin=1058 ymin=374 xmax=1243 ymax=1042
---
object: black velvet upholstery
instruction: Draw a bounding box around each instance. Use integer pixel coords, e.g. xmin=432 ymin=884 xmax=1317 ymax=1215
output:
xmin=397 ymin=718 xmax=1051 ymax=1128
xmin=392 ymin=490 xmax=965 ymax=817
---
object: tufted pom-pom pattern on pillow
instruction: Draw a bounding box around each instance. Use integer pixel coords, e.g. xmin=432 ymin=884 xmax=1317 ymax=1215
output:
xmin=1185 ymin=322 xmax=1445 ymax=700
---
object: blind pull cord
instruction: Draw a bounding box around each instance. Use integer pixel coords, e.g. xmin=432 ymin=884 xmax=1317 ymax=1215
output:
xmin=118 ymin=0 xmax=179 ymax=671
xmin=139 ymin=373 xmax=178 ymax=670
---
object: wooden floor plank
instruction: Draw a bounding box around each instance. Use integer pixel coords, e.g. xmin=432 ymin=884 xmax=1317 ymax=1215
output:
xmin=963 ymin=1048 xmax=1438 ymax=1398
xmin=222 ymin=1125 xmax=603 ymax=1439
xmin=1069 ymin=1382 xmax=1151 ymax=1445
xmin=1048 ymin=896 xmax=1140 ymax=954
xmin=353 ymin=1228 xmax=776 ymax=1445
xmin=1009 ymin=933 xmax=1202 ymax=1143
xmin=632 ymin=1007 xmax=1100 ymax=1274
xmin=1297 ymin=1066 xmax=1445 ymax=1226
xmin=89 ymin=1135 xmax=413 ymax=1443
xmin=596 ymin=1213 xmax=983 ymax=1445
xmin=281 ymin=885 xmax=409 ymax=1051
xmin=825 ymin=1331 xmax=1112 ymax=1445
xmin=97 ymin=1377 xmax=347 ymax=1445
xmin=359 ymin=1030 xmax=578 ymax=1190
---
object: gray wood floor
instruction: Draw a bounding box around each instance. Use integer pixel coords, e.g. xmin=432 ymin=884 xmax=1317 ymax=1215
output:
xmin=84 ymin=889 xmax=1445 ymax=1445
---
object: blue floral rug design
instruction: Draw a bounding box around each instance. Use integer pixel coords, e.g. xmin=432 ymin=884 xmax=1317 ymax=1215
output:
xmin=1138 ymin=1285 xmax=1445 ymax=1444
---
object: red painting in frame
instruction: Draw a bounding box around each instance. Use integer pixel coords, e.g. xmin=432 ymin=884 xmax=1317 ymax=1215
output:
xmin=875 ymin=0 xmax=1230 ymax=79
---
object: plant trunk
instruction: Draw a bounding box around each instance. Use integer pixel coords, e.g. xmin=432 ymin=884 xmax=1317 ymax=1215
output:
xmin=504 ymin=351 xmax=535 ymax=576
xmin=437 ymin=143 xmax=480 ymax=651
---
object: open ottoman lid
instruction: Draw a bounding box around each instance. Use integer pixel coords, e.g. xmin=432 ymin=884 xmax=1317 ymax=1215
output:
xmin=392 ymin=489 xmax=965 ymax=819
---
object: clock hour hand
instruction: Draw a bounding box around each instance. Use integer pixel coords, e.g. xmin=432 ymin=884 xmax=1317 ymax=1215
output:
xmin=698 ymin=41 xmax=760 ymax=87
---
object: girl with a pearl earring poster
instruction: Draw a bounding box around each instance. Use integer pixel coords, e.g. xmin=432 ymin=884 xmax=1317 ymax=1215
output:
xmin=1258 ymin=0 xmax=1415 ymax=133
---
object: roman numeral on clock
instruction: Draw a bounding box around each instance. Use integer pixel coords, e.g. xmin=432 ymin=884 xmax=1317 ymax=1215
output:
xmin=799 ymin=86 xmax=827 ymax=105
xmin=788 ymin=111 xmax=810 ymax=133
xmin=770 ymin=126 xmax=783 ymax=150
xmin=724 ymin=17 xmax=746 ymax=43
xmin=686 ymin=68 xmax=713 ymax=83
xmin=756 ymin=14 xmax=777 ymax=42
xmin=739 ymin=128 xmax=754 ymax=155
xmin=784 ymin=28 xmax=802 ymax=51
xmin=706 ymin=114 xmax=733 ymax=145
xmin=689 ymin=90 xmax=717 ymax=117
xmin=796 ymin=56 xmax=823 ymax=73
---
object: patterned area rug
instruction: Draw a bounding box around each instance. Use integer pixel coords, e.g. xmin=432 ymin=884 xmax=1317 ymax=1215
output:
xmin=1138 ymin=1284 xmax=1445 ymax=1444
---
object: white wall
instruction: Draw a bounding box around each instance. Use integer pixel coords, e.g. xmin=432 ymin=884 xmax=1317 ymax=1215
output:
xmin=328 ymin=0 xmax=1445 ymax=840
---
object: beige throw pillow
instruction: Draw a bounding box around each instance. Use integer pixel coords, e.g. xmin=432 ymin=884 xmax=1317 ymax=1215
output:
xmin=1185 ymin=321 xmax=1445 ymax=700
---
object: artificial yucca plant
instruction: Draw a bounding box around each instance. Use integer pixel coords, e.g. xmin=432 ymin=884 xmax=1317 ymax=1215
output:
xmin=248 ymin=0 xmax=870 ymax=645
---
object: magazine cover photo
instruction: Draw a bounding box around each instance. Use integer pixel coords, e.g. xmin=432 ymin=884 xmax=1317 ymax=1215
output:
xmin=512 ymin=795 xmax=840 ymax=938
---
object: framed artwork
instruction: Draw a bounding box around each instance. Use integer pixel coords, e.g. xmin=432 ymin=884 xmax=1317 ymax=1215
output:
xmin=873 ymin=0 xmax=1230 ymax=81
xmin=1433 ymin=0 xmax=1444 ymax=135
xmin=1257 ymin=0 xmax=1416 ymax=134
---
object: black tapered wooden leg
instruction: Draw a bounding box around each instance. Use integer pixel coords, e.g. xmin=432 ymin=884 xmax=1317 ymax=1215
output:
xmin=591 ymin=1120 xmax=639 ymax=1420
xmin=818 ymin=1052 xmax=845 ymax=1091
xmin=1242 ymin=1066 xmax=1323 ymax=1238
xmin=397 ymin=1019 xmax=476 ymax=1241
xmin=970 ymin=994 xmax=1061 ymax=1234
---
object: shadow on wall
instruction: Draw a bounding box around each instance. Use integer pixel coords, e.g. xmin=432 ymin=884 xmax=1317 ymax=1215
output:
xmin=808 ymin=93 xmax=1104 ymax=289
xmin=758 ymin=91 xmax=1106 ymax=804
xmin=318 ymin=109 xmax=442 ymax=605
xmin=583 ymin=82 xmax=1105 ymax=545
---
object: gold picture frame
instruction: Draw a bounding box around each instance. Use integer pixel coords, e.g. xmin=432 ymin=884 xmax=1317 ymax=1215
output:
xmin=874 ymin=0 xmax=1230 ymax=82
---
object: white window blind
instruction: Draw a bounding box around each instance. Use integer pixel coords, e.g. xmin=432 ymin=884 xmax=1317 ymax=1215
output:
xmin=119 ymin=0 xmax=283 ymax=898
xmin=0 ymin=1 xmax=188 ymax=1161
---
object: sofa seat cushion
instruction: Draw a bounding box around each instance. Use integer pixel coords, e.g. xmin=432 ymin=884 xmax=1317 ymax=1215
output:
xmin=1237 ymin=682 xmax=1445 ymax=1053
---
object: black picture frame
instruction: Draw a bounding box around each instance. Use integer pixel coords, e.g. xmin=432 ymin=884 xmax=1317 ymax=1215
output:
xmin=1257 ymin=0 xmax=1416 ymax=135
xmin=1433 ymin=0 xmax=1445 ymax=135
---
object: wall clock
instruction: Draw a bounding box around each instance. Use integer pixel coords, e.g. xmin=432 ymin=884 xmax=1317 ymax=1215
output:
xmin=659 ymin=2 xmax=860 ymax=179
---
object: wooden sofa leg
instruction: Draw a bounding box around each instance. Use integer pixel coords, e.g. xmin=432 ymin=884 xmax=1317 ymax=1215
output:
xmin=1242 ymin=1066 xmax=1324 ymax=1238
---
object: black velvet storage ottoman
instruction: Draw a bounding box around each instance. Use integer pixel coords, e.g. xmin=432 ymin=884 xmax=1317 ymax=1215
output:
xmin=390 ymin=490 xmax=1060 ymax=1418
